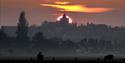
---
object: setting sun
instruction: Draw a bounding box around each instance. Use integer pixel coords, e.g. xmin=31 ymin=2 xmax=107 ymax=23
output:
xmin=57 ymin=15 xmax=72 ymax=23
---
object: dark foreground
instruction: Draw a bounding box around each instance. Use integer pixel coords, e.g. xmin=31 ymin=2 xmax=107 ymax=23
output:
xmin=0 ymin=59 xmax=125 ymax=63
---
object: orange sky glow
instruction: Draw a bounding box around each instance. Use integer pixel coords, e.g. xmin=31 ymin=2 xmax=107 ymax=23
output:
xmin=0 ymin=0 xmax=125 ymax=26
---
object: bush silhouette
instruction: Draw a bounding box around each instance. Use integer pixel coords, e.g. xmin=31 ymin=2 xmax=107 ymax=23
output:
xmin=104 ymin=54 xmax=114 ymax=61
xmin=123 ymin=58 xmax=125 ymax=62
xmin=37 ymin=52 xmax=44 ymax=61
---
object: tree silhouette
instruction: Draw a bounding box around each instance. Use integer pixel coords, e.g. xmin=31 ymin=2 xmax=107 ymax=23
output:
xmin=0 ymin=26 xmax=7 ymax=40
xmin=104 ymin=54 xmax=114 ymax=61
xmin=16 ymin=11 xmax=29 ymax=40
xmin=37 ymin=52 xmax=44 ymax=61
xmin=32 ymin=32 xmax=46 ymax=50
xmin=32 ymin=32 xmax=45 ymax=42
xmin=79 ymin=38 xmax=88 ymax=52
xmin=0 ymin=26 xmax=11 ymax=49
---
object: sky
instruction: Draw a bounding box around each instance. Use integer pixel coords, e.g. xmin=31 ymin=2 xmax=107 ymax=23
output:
xmin=0 ymin=0 xmax=125 ymax=27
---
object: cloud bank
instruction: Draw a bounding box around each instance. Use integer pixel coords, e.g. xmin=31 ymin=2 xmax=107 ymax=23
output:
xmin=40 ymin=1 xmax=113 ymax=13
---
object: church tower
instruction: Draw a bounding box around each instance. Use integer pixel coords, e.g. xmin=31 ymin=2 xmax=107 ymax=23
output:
xmin=59 ymin=14 xmax=69 ymax=24
xmin=16 ymin=11 xmax=29 ymax=40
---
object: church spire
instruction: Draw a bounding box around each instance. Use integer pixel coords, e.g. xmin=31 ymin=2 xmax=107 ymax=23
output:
xmin=60 ymin=13 xmax=69 ymax=24
xmin=62 ymin=14 xmax=67 ymax=18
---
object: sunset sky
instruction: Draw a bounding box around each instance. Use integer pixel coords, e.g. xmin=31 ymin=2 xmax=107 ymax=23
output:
xmin=0 ymin=0 xmax=125 ymax=26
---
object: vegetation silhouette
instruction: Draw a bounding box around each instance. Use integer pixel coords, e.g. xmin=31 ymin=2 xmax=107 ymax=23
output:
xmin=104 ymin=54 xmax=114 ymax=61
xmin=16 ymin=11 xmax=29 ymax=41
xmin=32 ymin=32 xmax=45 ymax=43
xmin=123 ymin=58 xmax=125 ymax=62
xmin=0 ymin=26 xmax=7 ymax=40
xmin=37 ymin=52 xmax=44 ymax=62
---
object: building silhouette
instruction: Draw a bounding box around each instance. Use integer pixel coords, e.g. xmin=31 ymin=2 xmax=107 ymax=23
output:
xmin=41 ymin=13 xmax=77 ymax=40
xmin=59 ymin=14 xmax=69 ymax=24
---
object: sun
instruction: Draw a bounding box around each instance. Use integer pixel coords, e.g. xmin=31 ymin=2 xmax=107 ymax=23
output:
xmin=57 ymin=15 xmax=73 ymax=23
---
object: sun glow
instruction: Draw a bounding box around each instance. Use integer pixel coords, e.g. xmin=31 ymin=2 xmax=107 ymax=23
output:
xmin=57 ymin=15 xmax=72 ymax=23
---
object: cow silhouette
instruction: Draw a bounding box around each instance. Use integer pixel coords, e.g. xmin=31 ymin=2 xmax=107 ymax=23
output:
xmin=37 ymin=52 xmax=44 ymax=61
xmin=104 ymin=54 xmax=114 ymax=61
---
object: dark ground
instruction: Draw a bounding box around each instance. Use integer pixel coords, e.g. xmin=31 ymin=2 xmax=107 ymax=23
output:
xmin=0 ymin=58 xmax=125 ymax=63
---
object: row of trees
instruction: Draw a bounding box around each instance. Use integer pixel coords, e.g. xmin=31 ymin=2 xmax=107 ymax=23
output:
xmin=0 ymin=26 xmax=125 ymax=54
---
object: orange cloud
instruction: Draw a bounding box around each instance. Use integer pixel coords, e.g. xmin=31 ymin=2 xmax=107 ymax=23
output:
xmin=54 ymin=1 xmax=70 ymax=5
xmin=40 ymin=3 xmax=113 ymax=13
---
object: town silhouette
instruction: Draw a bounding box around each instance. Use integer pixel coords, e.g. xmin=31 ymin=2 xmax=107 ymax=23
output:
xmin=0 ymin=11 xmax=125 ymax=63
